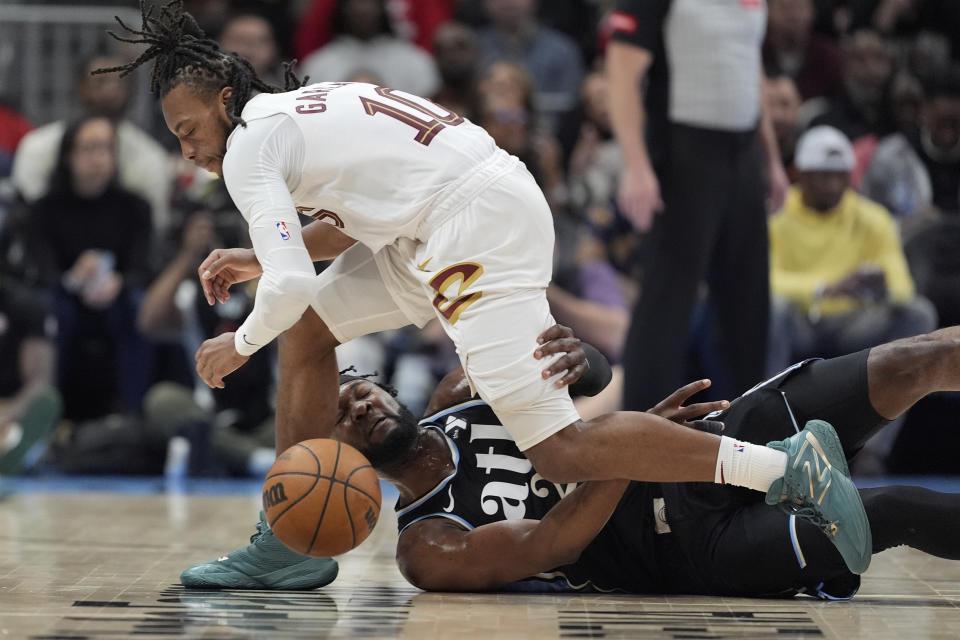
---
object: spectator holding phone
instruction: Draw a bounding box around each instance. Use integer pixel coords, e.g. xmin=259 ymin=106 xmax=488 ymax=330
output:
xmin=767 ymin=125 xmax=937 ymax=374
xmin=25 ymin=116 xmax=154 ymax=421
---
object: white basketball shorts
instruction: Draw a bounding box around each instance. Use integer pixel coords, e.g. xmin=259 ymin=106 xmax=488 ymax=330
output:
xmin=310 ymin=158 xmax=581 ymax=451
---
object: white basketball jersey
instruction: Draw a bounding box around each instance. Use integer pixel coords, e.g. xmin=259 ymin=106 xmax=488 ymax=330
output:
xmin=230 ymin=82 xmax=504 ymax=252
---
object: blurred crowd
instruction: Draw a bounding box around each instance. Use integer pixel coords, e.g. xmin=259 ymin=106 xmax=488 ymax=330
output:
xmin=0 ymin=0 xmax=957 ymax=478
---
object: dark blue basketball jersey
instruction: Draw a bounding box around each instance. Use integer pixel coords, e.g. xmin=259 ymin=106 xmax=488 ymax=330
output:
xmin=395 ymin=400 xmax=668 ymax=593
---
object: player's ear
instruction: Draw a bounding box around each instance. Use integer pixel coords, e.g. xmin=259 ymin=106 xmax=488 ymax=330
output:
xmin=219 ymin=86 xmax=233 ymax=107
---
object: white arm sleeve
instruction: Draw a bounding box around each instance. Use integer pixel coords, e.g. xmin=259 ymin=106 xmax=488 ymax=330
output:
xmin=222 ymin=114 xmax=315 ymax=357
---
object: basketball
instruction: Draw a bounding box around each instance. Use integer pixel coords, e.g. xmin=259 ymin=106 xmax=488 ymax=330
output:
xmin=262 ymin=438 xmax=381 ymax=557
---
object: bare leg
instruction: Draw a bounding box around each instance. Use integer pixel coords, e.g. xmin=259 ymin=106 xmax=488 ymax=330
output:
xmin=867 ymin=326 xmax=960 ymax=420
xmin=275 ymin=308 xmax=341 ymax=453
xmin=525 ymin=412 xmax=720 ymax=484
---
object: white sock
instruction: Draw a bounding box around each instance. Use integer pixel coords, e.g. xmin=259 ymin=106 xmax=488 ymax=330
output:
xmin=714 ymin=435 xmax=788 ymax=493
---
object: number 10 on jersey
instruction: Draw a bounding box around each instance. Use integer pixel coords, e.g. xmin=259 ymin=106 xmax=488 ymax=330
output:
xmin=360 ymin=86 xmax=464 ymax=146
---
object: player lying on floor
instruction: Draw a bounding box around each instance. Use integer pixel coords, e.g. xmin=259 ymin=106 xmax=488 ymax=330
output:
xmin=185 ymin=324 xmax=960 ymax=596
xmin=110 ymin=2 xmax=875 ymax=589
xmin=179 ymin=318 xmax=871 ymax=589
xmin=324 ymin=325 xmax=960 ymax=596
xmin=104 ymin=4 xmax=869 ymax=583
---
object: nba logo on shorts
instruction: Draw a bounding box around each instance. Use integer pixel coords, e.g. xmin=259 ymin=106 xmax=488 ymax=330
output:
xmin=276 ymin=221 xmax=291 ymax=240
xmin=734 ymin=443 xmax=745 ymax=453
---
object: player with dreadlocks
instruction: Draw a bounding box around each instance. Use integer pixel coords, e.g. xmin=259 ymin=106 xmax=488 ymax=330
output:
xmin=94 ymin=0 xmax=304 ymax=167
xmin=99 ymin=1 xmax=874 ymax=591
xmin=92 ymin=1 xmax=345 ymax=591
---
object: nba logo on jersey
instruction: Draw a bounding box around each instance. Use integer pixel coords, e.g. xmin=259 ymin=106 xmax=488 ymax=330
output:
xmin=276 ymin=221 xmax=290 ymax=240
xmin=734 ymin=443 xmax=745 ymax=453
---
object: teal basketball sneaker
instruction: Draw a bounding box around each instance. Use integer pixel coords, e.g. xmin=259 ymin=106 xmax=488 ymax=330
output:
xmin=765 ymin=419 xmax=872 ymax=575
xmin=181 ymin=512 xmax=339 ymax=589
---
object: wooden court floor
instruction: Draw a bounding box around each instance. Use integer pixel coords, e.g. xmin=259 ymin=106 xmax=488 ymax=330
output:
xmin=2 ymin=479 xmax=960 ymax=640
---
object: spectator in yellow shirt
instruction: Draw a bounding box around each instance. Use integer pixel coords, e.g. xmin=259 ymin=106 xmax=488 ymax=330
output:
xmin=768 ymin=125 xmax=937 ymax=375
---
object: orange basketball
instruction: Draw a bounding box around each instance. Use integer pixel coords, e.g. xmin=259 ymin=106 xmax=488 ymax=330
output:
xmin=262 ymin=438 xmax=381 ymax=557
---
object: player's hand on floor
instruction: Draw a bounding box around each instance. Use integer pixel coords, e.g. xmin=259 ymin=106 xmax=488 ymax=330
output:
xmin=534 ymin=324 xmax=587 ymax=387
xmin=648 ymin=379 xmax=729 ymax=427
xmin=195 ymin=331 xmax=249 ymax=389
xmin=198 ymin=247 xmax=262 ymax=306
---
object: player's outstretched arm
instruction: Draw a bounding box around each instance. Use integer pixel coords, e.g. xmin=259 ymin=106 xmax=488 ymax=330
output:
xmin=220 ymin=117 xmax=323 ymax=359
xmin=647 ymin=378 xmax=729 ymax=427
xmin=197 ymin=223 xmax=355 ymax=306
xmin=396 ymin=478 xmax=630 ymax=592
xmin=194 ymin=116 xmax=321 ymax=387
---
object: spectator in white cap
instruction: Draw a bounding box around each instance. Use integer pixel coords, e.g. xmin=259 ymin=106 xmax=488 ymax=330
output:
xmin=767 ymin=124 xmax=938 ymax=472
xmin=792 ymin=124 xmax=858 ymax=209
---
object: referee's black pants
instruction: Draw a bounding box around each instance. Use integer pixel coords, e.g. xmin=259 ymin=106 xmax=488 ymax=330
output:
xmin=622 ymin=123 xmax=769 ymax=411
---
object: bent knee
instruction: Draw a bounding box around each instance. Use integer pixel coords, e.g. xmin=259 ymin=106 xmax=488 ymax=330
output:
xmin=524 ymin=424 xmax=586 ymax=484
xmin=868 ymin=326 xmax=949 ymax=396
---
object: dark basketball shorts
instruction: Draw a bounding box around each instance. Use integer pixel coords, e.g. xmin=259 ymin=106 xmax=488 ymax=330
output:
xmin=654 ymin=349 xmax=887 ymax=599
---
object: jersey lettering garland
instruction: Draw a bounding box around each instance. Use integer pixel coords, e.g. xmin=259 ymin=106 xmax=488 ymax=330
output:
xmin=294 ymin=82 xmax=350 ymax=114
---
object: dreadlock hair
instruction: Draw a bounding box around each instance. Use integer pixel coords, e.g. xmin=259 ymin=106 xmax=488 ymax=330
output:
xmin=91 ymin=0 xmax=306 ymax=129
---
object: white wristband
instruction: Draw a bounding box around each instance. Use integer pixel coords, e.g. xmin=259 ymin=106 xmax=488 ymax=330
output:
xmin=234 ymin=330 xmax=263 ymax=357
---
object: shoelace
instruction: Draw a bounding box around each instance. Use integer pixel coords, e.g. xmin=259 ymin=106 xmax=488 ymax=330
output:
xmin=779 ymin=498 xmax=840 ymax=537
xmin=249 ymin=518 xmax=269 ymax=545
